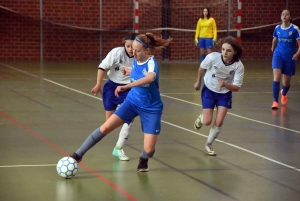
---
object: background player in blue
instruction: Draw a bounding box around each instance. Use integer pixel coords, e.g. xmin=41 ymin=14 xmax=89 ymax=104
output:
xmin=271 ymin=9 xmax=300 ymax=109
xmin=91 ymin=32 xmax=138 ymax=161
xmin=70 ymin=32 xmax=172 ymax=172
xmin=193 ymin=36 xmax=244 ymax=156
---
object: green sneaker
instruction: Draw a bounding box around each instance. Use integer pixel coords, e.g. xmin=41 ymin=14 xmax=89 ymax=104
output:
xmin=194 ymin=114 xmax=203 ymax=130
xmin=112 ymin=147 xmax=130 ymax=161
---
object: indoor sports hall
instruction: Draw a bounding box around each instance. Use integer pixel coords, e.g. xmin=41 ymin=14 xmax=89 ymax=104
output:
xmin=1 ymin=1 xmax=300 ymax=201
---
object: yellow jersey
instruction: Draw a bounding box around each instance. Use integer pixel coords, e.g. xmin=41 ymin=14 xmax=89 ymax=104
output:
xmin=195 ymin=17 xmax=217 ymax=40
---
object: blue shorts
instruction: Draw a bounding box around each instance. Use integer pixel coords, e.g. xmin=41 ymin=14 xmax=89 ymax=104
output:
xmin=201 ymin=85 xmax=232 ymax=109
xmin=102 ymin=79 xmax=130 ymax=111
xmin=272 ymin=56 xmax=296 ymax=76
xmin=198 ymin=38 xmax=213 ymax=49
xmin=114 ymin=100 xmax=162 ymax=135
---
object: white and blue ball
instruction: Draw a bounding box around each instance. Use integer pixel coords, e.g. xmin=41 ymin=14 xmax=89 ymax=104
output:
xmin=56 ymin=157 xmax=78 ymax=178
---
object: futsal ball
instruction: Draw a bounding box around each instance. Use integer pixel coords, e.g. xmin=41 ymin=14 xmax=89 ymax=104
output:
xmin=56 ymin=156 xmax=78 ymax=178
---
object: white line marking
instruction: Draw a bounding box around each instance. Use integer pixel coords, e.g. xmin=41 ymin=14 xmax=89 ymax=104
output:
xmin=163 ymin=121 xmax=300 ymax=171
xmin=1 ymin=62 xmax=299 ymax=171
xmin=0 ymin=164 xmax=56 ymax=168
xmin=161 ymin=94 xmax=300 ymax=134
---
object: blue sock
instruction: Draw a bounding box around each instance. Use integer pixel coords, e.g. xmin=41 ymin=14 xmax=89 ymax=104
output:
xmin=200 ymin=54 xmax=206 ymax=63
xmin=140 ymin=150 xmax=155 ymax=159
xmin=281 ymin=85 xmax=290 ymax=95
xmin=272 ymin=81 xmax=280 ymax=102
xmin=75 ymin=127 xmax=106 ymax=157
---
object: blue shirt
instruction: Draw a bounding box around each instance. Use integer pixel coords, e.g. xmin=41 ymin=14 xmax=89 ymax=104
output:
xmin=273 ymin=24 xmax=300 ymax=60
xmin=126 ymin=56 xmax=163 ymax=112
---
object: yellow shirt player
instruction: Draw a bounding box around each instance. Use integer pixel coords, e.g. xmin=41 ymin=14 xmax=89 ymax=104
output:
xmin=195 ymin=8 xmax=217 ymax=63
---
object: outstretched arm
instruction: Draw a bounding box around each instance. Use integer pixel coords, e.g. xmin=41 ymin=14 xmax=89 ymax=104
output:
xmin=292 ymin=39 xmax=300 ymax=60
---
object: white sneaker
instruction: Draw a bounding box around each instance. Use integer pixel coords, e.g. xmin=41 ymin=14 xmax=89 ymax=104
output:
xmin=112 ymin=147 xmax=130 ymax=161
xmin=205 ymin=143 xmax=216 ymax=156
xmin=194 ymin=114 xmax=203 ymax=130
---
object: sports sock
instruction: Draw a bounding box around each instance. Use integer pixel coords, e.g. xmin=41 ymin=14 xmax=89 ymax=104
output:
xmin=281 ymin=84 xmax=290 ymax=95
xmin=200 ymin=54 xmax=206 ymax=63
xmin=207 ymin=125 xmax=221 ymax=144
xmin=75 ymin=127 xmax=106 ymax=157
xmin=116 ymin=123 xmax=133 ymax=148
xmin=272 ymin=81 xmax=280 ymax=102
xmin=140 ymin=150 xmax=155 ymax=159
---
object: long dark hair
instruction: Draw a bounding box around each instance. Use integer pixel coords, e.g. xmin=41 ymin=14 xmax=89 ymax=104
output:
xmin=123 ymin=31 xmax=139 ymax=43
xmin=200 ymin=8 xmax=211 ymax=19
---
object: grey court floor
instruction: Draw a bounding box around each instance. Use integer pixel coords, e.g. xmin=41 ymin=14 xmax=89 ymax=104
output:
xmin=0 ymin=60 xmax=300 ymax=201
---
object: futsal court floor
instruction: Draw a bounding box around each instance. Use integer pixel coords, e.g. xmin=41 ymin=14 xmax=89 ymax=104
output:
xmin=0 ymin=60 xmax=300 ymax=201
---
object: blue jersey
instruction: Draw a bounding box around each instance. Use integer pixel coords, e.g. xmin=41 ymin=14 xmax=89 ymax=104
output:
xmin=273 ymin=24 xmax=300 ymax=60
xmin=125 ymin=56 xmax=163 ymax=112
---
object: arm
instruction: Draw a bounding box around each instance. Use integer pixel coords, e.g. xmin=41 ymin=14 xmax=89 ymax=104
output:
xmin=271 ymin=37 xmax=277 ymax=52
xmin=194 ymin=19 xmax=201 ymax=45
xmin=218 ymin=80 xmax=240 ymax=92
xmin=212 ymin=18 xmax=217 ymax=41
xmin=115 ymin=72 xmax=156 ymax=96
xmin=194 ymin=67 xmax=205 ymax=90
xmin=292 ymin=39 xmax=300 ymax=60
xmin=91 ymin=69 xmax=105 ymax=96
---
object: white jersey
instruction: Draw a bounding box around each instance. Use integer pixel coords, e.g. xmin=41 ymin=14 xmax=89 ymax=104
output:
xmin=201 ymin=52 xmax=244 ymax=93
xmin=98 ymin=47 xmax=134 ymax=84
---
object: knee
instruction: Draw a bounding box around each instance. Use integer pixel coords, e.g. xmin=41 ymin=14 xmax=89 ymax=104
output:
xmin=202 ymin=118 xmax=212 ymax=126
xmin=100 ymin=125 xmax=110 ymax=134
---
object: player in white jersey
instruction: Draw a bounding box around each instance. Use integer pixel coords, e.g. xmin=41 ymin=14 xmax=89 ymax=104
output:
xmin=90 ymin=32 xmax=138 ymax=161
xmin=271 ymin=9 xmax=300 ymax=109
xmin=193 ymin=36 xmax=244 ymax=156
xmin=70 ymin=33 xmax=172 ymax=172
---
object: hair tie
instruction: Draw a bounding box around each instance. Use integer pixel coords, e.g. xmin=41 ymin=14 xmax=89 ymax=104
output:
xmin=135 ymin=37 xmax=148 ymax=48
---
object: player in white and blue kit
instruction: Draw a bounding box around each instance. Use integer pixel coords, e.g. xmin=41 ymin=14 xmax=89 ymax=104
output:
xmin=193 ymin=36 xmax=244 ymax=156
xmin=271 ymin=9 xmax=300 ymax=109
xmin=90 ymin=32 xmax=138 ymax=161
xmin=70 ymin=33 xmax=172 ymax=172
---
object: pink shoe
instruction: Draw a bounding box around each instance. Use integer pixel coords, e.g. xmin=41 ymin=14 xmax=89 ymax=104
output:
xmin=271 ymin=101 xmax=279 ymax=110
xmin=281 ymin=90 xmax=288 ymax=105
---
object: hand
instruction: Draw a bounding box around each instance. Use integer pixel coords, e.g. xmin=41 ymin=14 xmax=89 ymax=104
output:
xmin=115 ymin=85 xmax=128 ymax=97
xmin=194 ymin=39 xmax=198 ymax=46
xmin=212 ymin=39 xmax=217 ymax=46
xmin=91 ymin=84 xmax=102 ymax=96
xmin=194 ymin=81 xmax=201 ymax=91
xmin=218 ymin=78 xmax=225 ymax=88
xmin=292 ymin=54 xmax=299 ymax=60
xmin=122 ymin=67 xmax=131 ymax=76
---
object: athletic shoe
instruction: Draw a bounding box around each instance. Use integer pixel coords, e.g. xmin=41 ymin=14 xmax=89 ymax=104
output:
xmin=137 ymin=157 xmax=148 ymax=172
xmin=194 ymin=114 xmax=203 ymax=130
xmin=70 ymin=152 xmax=82 ymax=163
xmin=205 ymin=143 xmax=217 ymax=156
xmin=112 ymin=147 xmax=130 ymax=161
xmin=271 ymin=101 xmax=279 ymax=110
xmin=281 ymin=90 xmax=288 ymax=105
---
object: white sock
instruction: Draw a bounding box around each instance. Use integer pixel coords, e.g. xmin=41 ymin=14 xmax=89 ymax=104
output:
xmin=116 ymin=123 xmax=133 ymax=148
xmin=207 ymin=125 xmax=221 ymax=144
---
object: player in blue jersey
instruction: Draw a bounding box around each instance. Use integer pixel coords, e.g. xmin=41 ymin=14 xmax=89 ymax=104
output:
xmin=271 ymin=9 xmax=300 ymax=109
xmin=193 ymin=36 xmax=244 ymax=156
xmin=91 ymin=32 xmax=138 ymax=161
xmin=70 ymin=32 xmax=172 ymax=172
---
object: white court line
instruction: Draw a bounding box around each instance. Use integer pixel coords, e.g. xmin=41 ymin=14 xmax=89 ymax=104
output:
xmin=0 ymin=164 xmax=56 ymax=168
xmin=1 ymin=63 xmax=299 ymax=171
xmin=45 ymin=76 xmax=300 ymax=172
xmin=161 ymin=94 xmax=300 ymax=134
